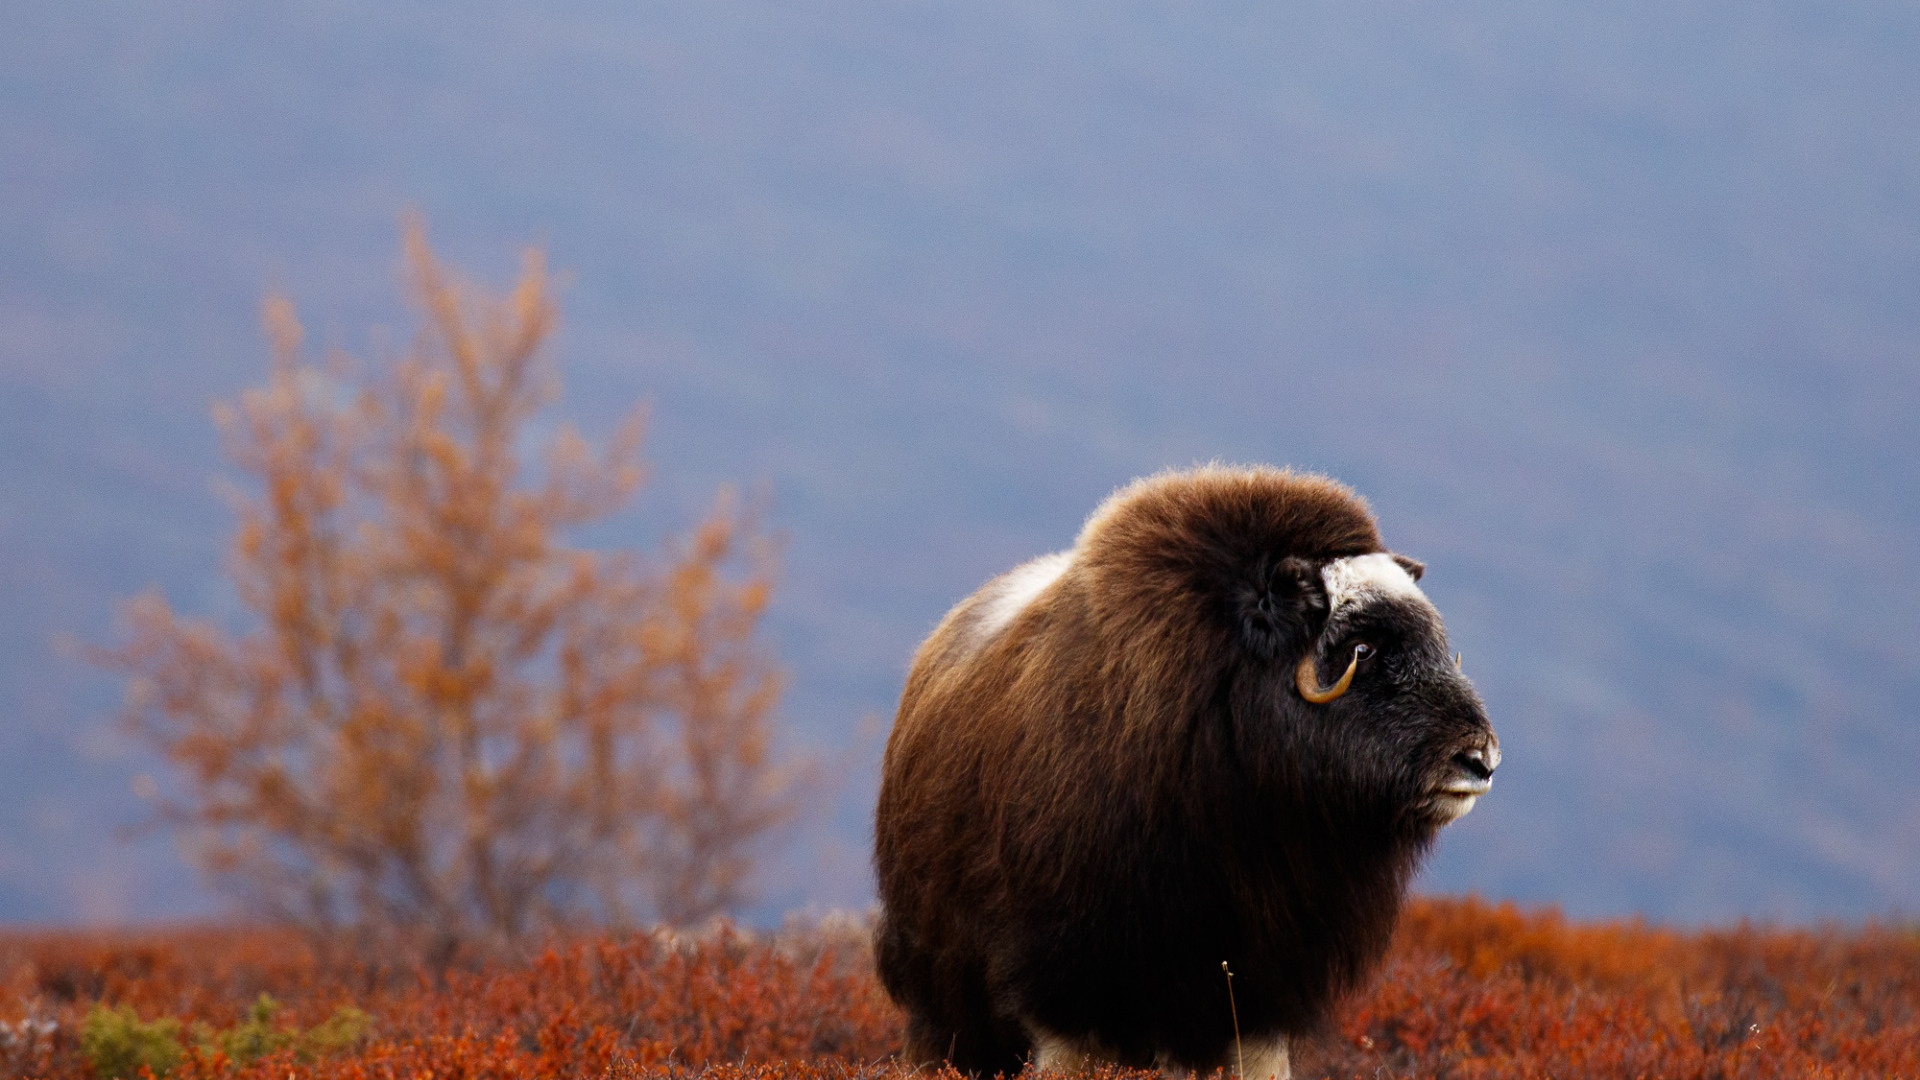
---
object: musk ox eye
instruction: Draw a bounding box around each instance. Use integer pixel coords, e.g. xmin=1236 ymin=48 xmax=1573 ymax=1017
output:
xmin=1354 ymin=642 xmax=1375 ymax=662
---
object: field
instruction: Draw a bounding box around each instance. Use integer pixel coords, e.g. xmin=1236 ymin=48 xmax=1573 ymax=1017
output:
xmin=3 ymin=898 xmax=1916 ymax=1080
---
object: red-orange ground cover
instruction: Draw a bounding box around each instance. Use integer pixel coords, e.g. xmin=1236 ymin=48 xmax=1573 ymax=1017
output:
xmin=3 ymin=898 xmax=1916 ymax=1080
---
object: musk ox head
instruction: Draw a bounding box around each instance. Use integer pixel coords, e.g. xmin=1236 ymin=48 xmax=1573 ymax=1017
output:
xmin=1270 ymin=551 xmax=1499 ymax=827
xmin=1067 ymin=465 xmax=1500 ymax=838
xmin=874 ymin=465 xmax=1499 ymax=1079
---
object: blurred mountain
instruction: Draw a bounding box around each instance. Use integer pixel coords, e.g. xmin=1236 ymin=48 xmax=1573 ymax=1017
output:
xmin=3 ymin=0 xmax=1917 ymax=924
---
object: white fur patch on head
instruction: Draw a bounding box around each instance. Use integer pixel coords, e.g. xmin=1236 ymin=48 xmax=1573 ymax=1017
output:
xmin=1321 ymin=553 xmax=1425 ymax=614
xmin=971 ymin=551 xmax=1072 ymax=643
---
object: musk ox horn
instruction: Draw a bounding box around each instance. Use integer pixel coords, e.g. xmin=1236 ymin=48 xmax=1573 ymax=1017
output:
xmin=1296 ymin=648 xmax=1359 ymax=704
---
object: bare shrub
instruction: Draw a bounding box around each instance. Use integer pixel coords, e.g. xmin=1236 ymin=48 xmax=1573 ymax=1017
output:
xmin=97 ymin=221 xmax=807 ymax=956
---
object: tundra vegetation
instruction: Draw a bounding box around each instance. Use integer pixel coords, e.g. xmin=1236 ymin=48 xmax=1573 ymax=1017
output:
xmin=0 ymin=899 xmax=1915 ymax=1079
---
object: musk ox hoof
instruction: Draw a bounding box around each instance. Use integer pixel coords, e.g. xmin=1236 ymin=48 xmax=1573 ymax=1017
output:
xmin=1219 ymin=1037 xmax=1291 ymax=1080
xmin=1031 ymin=1031 xmax=1289 ymax=1080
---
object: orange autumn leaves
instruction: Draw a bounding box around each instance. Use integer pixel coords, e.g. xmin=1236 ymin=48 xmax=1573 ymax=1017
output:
xmin=5 ymin=899 xmax=1919 ymax=1080
xmin=97 ymin=224 xmax=806 ymax=956
xmin=1317 ymin=898 xmax=1920 ymax=1078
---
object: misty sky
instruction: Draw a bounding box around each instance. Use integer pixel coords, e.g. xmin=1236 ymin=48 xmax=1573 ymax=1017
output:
xmin=3 ymin=0 xmax=1919 ymax=925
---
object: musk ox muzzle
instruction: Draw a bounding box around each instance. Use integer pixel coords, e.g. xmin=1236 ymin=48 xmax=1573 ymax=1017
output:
xmin=873 ymin=466 xmax=1500 ymax=1080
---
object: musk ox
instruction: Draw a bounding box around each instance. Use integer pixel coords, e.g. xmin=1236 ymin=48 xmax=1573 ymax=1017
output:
xmin=873 ymin=465 xmax=1499 ymax=1080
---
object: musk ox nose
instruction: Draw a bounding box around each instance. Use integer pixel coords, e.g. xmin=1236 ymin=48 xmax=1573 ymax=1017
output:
xmin=1453 ymin=743 xmax=1499 ymax=782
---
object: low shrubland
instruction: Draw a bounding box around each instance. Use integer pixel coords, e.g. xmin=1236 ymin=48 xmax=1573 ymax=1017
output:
xmin=2 ymin=898 xmax=1915 ymax=1079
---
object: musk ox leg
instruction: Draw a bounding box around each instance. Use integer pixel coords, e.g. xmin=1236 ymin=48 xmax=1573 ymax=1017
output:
xmin=1031 ymin=1031 xmax=1103 ymax=1073
xmin=1029 ymin=1031 xmax=1159 ymax=1076
xmin=1234 ymin=1036 xmax=1290 ymax=1080
xmin=902 ymin=1007 xmax=1028 ymax=1078
xmin=1145 ymin=1037 xmax=1287 ymax=1080
xmin=1033 ymin=1033 xmax=1287 ymax=1080
xmin=878 ymin=919 xmax=1029 ymax=1076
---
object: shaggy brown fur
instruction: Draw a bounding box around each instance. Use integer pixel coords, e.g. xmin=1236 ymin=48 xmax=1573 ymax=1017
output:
xmin=873 ymin=465 xmax=1497 ymax=1077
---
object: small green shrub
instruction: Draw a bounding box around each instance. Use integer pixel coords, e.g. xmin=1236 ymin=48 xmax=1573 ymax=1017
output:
xmin=297 ymin=1004 xmax=373 ymax=1058
xmin=203 ymin=995 xmax=294 ymax=1065
xmin=79 ymin=996 xmax=373 ymax=1077
xmin=79 ymin=1005 xmax=185 ymax=1080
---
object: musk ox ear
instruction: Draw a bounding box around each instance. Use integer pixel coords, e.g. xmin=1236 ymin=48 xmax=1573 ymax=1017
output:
xmin=1236 ymin=555 xmax=1329 ymax=661
xmin=1391 ymin=553 xmax=1426 ymax=582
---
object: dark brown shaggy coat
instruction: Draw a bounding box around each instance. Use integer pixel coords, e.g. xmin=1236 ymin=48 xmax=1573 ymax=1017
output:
xmin=874 ymin=465 xmax=1495 ymax=1076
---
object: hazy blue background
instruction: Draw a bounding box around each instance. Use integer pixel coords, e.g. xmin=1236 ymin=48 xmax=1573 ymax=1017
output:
xmin=4 ymin=0 xmax=1918 ymax=925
